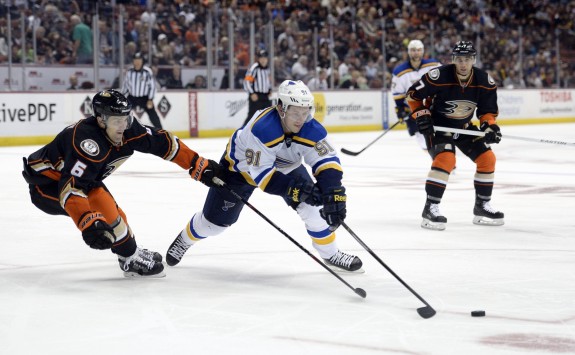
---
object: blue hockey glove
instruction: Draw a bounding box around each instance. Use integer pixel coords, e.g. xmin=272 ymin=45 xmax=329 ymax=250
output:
xmin=320 ymin=186 xmax=347 ymax=230
xmin=286 ymin=178 xmax=321 ymax=206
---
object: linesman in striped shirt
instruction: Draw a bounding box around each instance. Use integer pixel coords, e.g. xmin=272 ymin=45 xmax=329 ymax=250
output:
xmin=243 ymin=49 xmax=271 ymax=126
xmin=122 ymin=52 xmax=163 ymax=129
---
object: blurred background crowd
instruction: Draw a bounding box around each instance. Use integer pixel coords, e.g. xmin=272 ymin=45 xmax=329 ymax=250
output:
xmin=1 ymin=0 xmax=574 ymax=90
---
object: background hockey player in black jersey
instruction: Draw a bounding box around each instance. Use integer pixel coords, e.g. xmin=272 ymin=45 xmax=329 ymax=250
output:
xmin=22 ymin=90 xmax=222 ymax=277
xmin=406 ymin=41 xmax=504 ymax=231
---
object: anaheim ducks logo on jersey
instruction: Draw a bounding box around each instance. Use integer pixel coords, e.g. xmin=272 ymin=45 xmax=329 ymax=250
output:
xmin=103 ymin=156 xmax=129 ymax=178
xmin=80 ymin=139 xmax=100 ymax=156
xmin=487 ymin=74 xmax=495 ymax=85
xmin=429 ymin=68 xmax=440 ymax=80
xmin=441 ymin=100 xmax=477 ymax=120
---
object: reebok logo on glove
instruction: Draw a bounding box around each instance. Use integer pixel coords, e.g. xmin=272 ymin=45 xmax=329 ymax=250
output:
xmin=334 ymin=194 xmax=346 ymax=202
xmin=290 ymin=187 xmax=301 ymax=202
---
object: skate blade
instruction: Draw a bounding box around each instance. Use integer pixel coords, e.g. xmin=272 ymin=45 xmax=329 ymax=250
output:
xmin=421 ymin=218 xmax=446 ymax=231
xmin=325 ymin=264 xmax=366 ymax=274
xmin=123 ymin=263 xmax=166 ymax=278
xmin=123 ymin=270 xmax=166 ymax=278
xmin=473 ymin=216 xmax=504 ymax=226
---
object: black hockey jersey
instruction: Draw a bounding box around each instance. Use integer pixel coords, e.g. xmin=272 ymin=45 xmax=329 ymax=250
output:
xmin=24 ymin=116 xmax=198 ymax=220
xmin=406 ymin=64 xmax=498 ymax=128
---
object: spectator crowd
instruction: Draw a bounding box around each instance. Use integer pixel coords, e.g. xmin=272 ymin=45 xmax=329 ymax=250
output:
xmin=1 ymin=0 xmax=574 ymax=89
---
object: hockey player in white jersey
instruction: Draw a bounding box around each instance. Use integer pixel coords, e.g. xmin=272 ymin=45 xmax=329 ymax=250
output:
xmin=166 ymin=80 xmax=363 ymax=273
xmin=391 ymin=40 xmax=441 ymax=151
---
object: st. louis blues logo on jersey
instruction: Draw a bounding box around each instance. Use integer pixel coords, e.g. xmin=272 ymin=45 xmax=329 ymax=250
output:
xmin=222 ymin=200 xmax=236 ymax=211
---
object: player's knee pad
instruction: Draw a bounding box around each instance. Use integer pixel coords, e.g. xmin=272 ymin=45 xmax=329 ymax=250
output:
xmin=191 ymin=212 xmax=227 ymax=238
xmin=475 ymin=150 xmax=496 ymax=172
xmin=432 ymin=151 xmax=456 ymax=173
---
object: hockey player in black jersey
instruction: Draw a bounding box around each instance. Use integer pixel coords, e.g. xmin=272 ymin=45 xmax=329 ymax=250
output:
xmin=22 ymin=90 xmax=222 ymax=277
xmin=406 ymin=41 xmax=504 ymax=231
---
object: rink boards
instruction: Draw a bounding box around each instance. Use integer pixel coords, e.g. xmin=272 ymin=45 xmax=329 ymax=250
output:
xmin=1 ymin=89 xmax=574 ymax=146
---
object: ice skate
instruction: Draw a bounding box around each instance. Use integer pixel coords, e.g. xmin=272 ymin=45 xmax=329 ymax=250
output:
xmin=166 ymin=233 xmax=193 ymax=266
xmin=421 ymin=201 xmax=447 ymax=231
xmin=139 ymin=248 xmax=162 ymax=262
xmin=323 ymin=250 xmax=364 ymax=273
xmin=473 ymin=200 xmax=504 ymax=226
xmin=118 ymin=247 xmax=165 ymax=278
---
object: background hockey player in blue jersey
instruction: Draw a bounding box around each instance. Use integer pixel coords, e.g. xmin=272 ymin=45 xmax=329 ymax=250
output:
xmin=391 ymin=40 xmax=441 ymax=151
xmin=166 ymin=80 xmax=363 ymax=273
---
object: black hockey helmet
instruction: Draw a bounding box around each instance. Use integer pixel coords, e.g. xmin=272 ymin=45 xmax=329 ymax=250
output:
xmin=257 ymin=49 xmax=268 ymax=57
xmin=452 ymin=41 xmax=476 ymax=57
xmin=92 ymin=89 xmax=132 ymax=118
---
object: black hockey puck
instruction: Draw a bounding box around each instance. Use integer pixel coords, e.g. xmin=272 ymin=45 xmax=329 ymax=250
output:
xmin=471 ymin=310 xmax=486 ymax=317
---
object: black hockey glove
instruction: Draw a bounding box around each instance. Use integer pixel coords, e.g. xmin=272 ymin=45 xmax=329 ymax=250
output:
xmin=411 ymin=107 xmax=433 ymax=135
xmin=79 ymin=211 xmax=116 ymax=250
xmin=395 ymin=106 xmax=409 ymax=123
xmin=286 ymin=177 xmax=322 ymax=206
xmin=480 ymin=122 xmax=502 ymax=144
xmin=320 ymin=186 xmax=347 ymax=230
xmin=190 ymin=155 xmax=224 ymax=188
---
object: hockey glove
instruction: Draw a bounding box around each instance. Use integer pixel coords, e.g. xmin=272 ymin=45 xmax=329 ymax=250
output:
xmin=411 ymin=107 xmax=433 ymax=135
xmin=79 ymin=211 xmax=116 ymax=250
xmin=480 ymin=122 xmax=502 ymax=144
xmin=286 ymin=177 xmax=322 ymax=206
xmin=320 ymin=186 xmax=347 ymax=230
xmin=190 ymin=155 xmax=224 ymax=188
xmin=395 ymin=106 xmax=409 ymax=123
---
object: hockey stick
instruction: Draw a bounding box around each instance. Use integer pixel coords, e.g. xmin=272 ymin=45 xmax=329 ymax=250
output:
xmin=341 ymin=222 xmax=436 ymax=319
xmin=434 ymin=126 xmax=575 ymax=147
xmin=340 ymin=121 xmax=401 ymax=156
xmin=213 ymin=178 xmax=366 ymax=299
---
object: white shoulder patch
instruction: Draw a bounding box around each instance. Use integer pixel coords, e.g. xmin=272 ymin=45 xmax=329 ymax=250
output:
xmin=429 ymin=68 xmax=440 ymax=80
xmin=80 ymin=139 xmax=100 ymax=156
xmin=487 ymin=74 xmax=495 ymax=85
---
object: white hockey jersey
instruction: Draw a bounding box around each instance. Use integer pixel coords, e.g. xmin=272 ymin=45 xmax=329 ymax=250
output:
xmin=391 ymin=58 xmax=442 ymax=109
xmin=224 ymin=107 xmax=343 ymax=195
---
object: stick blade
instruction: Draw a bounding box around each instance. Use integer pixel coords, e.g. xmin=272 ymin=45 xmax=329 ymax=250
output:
xmin=340 ymin=148 xmax=361 ymax=156
xmin=417 ymin=306 xmax=436 ymax=319
xmin=355 ymin=288 xmax=367 ymax=298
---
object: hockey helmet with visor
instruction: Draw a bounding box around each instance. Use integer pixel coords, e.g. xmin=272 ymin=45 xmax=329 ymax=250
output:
xmin=452 ymin=40 xmax=477 ymax=66
xmin=277 ymin=80 xmax=315 ymax=124
xmin=92 ymin=89 xmax=134 ymax=129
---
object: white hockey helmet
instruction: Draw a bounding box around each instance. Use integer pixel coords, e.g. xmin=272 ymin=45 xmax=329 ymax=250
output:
xmin=277 ymin=80 xmax=315 ymax=122
xmin=408 ymin=39 xmax=424 ymax=50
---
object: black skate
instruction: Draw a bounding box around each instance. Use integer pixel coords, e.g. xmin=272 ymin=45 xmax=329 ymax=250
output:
xmin=323 ymin=250 xmax=364 ymax=273
xmin=166 ymin=233 xmax=192 ymax=266
xmin=140 ymin=248 xmax=163 ymax=262
xmin=118 ymin=247 xmax=165 ymax=278
xmin=421 ymin=201 xmax=447 ymax=231
xmin=473 ymin=200 xmax=504 ymax=226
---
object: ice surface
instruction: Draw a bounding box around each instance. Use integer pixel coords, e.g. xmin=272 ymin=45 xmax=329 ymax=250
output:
xmin=1 ymin=123 xmax=574 ymax=354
